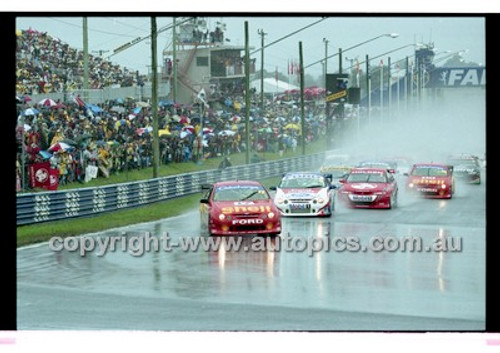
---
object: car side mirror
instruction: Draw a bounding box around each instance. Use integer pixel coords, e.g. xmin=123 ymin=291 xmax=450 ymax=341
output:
xmin=269 ymin=186 xmax=277 ymax=191
xmin=200 ymin=198 xmax=209 ymax=204
xmin=329 ymin=184 xmax=337 ymax=189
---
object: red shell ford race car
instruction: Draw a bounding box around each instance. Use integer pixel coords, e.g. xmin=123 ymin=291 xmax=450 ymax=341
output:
xmin=270 ymin=172 xmax=335 ymax=217
xmin=405 ymin=163 xmax=455 ymax=199
xmin=337 ymin=168 xmax=398 ymax=209
xmin=200 ymin=180 xmax=281 ymax=236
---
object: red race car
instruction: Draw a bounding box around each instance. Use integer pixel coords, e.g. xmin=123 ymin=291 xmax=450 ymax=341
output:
xmin=405 ymin=163 xmax=455 ymax=199
xmin=337 ymin=168 xmax=398 ymax=209
xmin=200 ymin=180 xmax=281 ymax=236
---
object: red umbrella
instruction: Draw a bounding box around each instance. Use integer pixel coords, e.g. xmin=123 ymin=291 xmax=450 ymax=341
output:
xmin=52 ymin=102 xmax=67 ymax=109
xmin=179 ymin=116 xmax=190 ymax=124
xmin=73 ymin=95 xmax=86 ymax=107
xmin=182 ymin=125 xmax=195 ymax=133
xmin=48 ymin=142 xmax=73 ymax=152
xmin=38 ymin=98 xmax=57 ymax=107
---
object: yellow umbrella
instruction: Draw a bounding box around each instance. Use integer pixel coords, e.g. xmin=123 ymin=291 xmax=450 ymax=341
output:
xmin=16 ymin=29 xmax=22 ymax=37
xmin=284 ymin=123 xmax=300 ymax=130
xmin=159 ymin=128 xmax=171 ymax=136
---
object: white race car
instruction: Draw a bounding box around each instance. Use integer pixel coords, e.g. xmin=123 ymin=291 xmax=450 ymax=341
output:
xmin=270 ymin=172 xmax=336 ymax=217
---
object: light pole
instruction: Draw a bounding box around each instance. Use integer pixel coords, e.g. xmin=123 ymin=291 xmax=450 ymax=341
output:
xmin=258 ymin=29 xmax=267 ymax=112
xmin=244 ymin=21 xmax=250 ymax=165
xmin=366 ymin=54 xmax=371 ymax=126
xmin=345 ymin=43 xmax=416 ymax=124
xmin=299 ymin=41 xmax=306 ymax=156
xmin=388 ymin=56 xmax=391 ymax=120
xmin=323 ymin=37 xmax=330 ymax=148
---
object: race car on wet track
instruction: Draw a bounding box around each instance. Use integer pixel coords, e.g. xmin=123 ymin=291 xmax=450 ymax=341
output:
xmin=356 ymin=160 xmax=397 ymax=174
xmin=200 ymin=180 xmax=281 ymax=236
xmin=405 ymin=163 xmax=455 ymax=199
xmin=337 ymin=168 xmax=398 ymax=209
xmin=271 ymin=172 xmax=336 ymax=217
xmin=447 ymin=154 xmax=482 ymax=184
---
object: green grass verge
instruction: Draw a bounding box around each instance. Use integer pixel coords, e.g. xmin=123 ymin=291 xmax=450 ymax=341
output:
xmin=17 ymin=176 xmax=282 ymax=247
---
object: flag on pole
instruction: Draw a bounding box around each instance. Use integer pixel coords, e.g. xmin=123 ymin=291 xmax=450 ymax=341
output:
xmin=275 ymin=66 xmax=278 ymax=82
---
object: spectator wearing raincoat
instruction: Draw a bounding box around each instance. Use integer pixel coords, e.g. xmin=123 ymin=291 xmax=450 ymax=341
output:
xmin=50 ymin=128 xmax=65 ymax=146
xmin=97 ymin=145 xmax=111 ymax=178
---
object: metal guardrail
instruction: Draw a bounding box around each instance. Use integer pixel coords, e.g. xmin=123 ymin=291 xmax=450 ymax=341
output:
xmin=16 ymin=153 xmax=325 ymax=225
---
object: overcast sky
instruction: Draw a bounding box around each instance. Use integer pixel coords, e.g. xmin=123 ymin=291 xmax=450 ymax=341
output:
xmin=15 ymin=16 xmax=485 ymax=78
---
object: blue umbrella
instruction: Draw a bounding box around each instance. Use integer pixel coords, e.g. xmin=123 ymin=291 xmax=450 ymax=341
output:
xmin=23 ymin=108 xmax=39 ymax=116
xmin=86 ymin=104 xmax=103 ymax=113
xmin=39 ymin=150 xmax=53 ymax=159
xmin=115 ymin=98 xmax=124 ymax=104
xmin=133 ymin=107 xmax=142 ymax=114
xmin=159 ymin=100 xmax=174 ymax=107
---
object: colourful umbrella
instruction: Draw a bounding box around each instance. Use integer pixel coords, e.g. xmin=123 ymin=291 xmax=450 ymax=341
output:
xmin=159 ymin=128 xmax=171 ymax=136
xmin=73 ymin=95 xmax=86 ymax=107
xmin=182 ymin=125 xmax=195 ymax=133
xmin=38 ymin=98 xmax=57 ymax=107
xmin=23 ymin=108 xmax=39 ymax=116
xmin=48 ymin=142 xmax=73 ymax=152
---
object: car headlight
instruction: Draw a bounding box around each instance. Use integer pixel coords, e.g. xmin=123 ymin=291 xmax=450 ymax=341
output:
xmin=317 ymin=197 xmax=325 ymax=204
xmin=441 ymin=183 xmax=447 ymax=189
xmin=276 ymin=197 xmax=284 ymax=204
xmin=408 ymin=183 xmax=414 ymax=188
xmin=218 ymin=214 xmax=226 ymax=221
xmin=268 ymin=212 xmax=275 ymax=219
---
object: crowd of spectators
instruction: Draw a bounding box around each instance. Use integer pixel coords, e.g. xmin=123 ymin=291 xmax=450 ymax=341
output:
xmin=16 ymin=28 xmax=147 ymax=95
xmin=16 ymin=95 xmax=327 ymax=190
xmin=15 ymin=27 xmax=329 ymax=192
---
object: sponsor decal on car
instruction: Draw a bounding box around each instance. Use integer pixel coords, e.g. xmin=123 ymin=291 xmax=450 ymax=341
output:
xmin=221 ymin=205 xmax=273 ymax=214
xmin=231 ymin=219 xmax=264 ymax=225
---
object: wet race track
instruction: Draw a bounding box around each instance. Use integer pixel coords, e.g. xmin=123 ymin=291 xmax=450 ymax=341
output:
xmin=17 ymin=174 xmax=486 ymax=331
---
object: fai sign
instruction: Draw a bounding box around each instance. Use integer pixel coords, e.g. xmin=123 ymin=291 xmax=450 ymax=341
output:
xmin=428 ymin=67 xmax=486 ymax=88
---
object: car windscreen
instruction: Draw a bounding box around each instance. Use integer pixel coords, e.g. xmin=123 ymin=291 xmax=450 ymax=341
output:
xmin=346 ymin=172 xmax=387 ymax=183
xmin=279 ymin=175 xmax=327 ymax=188
xmin=213 ymin=185 xmax=269 ymax=201
xmin=411 ymin=166 xmax=449 ymax=177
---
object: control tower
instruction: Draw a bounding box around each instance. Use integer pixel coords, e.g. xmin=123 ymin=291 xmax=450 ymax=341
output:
xmin=162 ymin=17 xmax=256 ymax=104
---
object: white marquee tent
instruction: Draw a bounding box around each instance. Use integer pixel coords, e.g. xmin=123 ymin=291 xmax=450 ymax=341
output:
xmin=250 ymin=78 xmax=299 ymax=94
